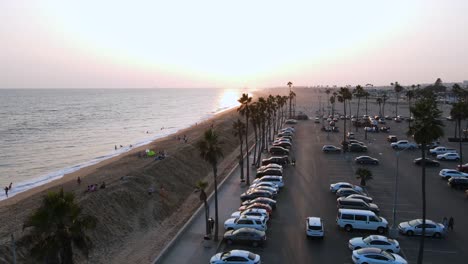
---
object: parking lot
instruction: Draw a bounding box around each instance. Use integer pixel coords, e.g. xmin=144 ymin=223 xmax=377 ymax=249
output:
xmin=218 ymin=102 xmax=468 ymax=263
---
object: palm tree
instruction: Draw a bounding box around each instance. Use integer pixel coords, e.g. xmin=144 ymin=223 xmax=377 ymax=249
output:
xmin=376 ymin=97 xmax=383 ymax=117
xmin=195 ymin=180 xmax=210 ymax=236
xmin=391 ymin=82 xmax=404 ymax=117
xmin=382 ymin=92 xmax=388 ymax=117
xmin=287 ymin=82 xmax=293 ymax=118
xmin=406 ymin=86 xmax=416 ymax=130
xmin=407 ymin=96 xmax=444 ymax=264
xmin=196 ymin=129 xmax=224 ymax=241
xmin=238 ymin=93 xmax=252 ymax=185
xmin=355 ymin=168 xmax=373 ymax=186
xmin=353 ymin=85 xmax=365 ymax=132
xmin=232 ymin=119 xmax=246 ymax=182
xmin=249 ymin=102 xmax=260 ymax=166
xmin=325 ymin=89 xmax=331 ymax=115
xmin=23 ymin=188 xmax=97 ymax=264
xmin=450 ymin=102 xmax=468 ymax=166
xmin=289 ymin=90 xmax=296 ymax=118
xmin=337 ymin=87 xmax=352 ymax=146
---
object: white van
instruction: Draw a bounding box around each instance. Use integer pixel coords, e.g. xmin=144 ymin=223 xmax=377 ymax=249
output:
xmin=336 ymin=209 xmax=388 ymax=234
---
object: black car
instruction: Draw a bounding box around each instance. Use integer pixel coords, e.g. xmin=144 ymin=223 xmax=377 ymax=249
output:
xmin=355 ymin=156 xmax=379 ymax=165
xmin=272 ymin=141 xmax=292 ymax=149
xmin=224 ymin=227 xmax=266 ymax=247
xmin=413 ymin=158 xmax=440 ymax=167
xmin=261 ymin=156 xmax=290 ymax=166
xmin=241 ymin=197 xmax=277 ymax=209
xmin=336 ymin=188 xmax=365 ymax=198
xmin=269 ymin=146 xmax=289 ymax=156
xmin=387 ymin=135 xmax=398 ymax=142
xmin=256 ymin=168 xmax=282 ymax=178
xmin=349 ymin=143 xmax=368 ymax=152
xmin=447 ymin=177 xmax=468 ymax=189
xmin=240 ymin=190 xmax=274 ymax=202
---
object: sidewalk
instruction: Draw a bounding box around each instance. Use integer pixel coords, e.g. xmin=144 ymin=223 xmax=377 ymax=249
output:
xmin=154 ymin=153 xmax=255 ymax=264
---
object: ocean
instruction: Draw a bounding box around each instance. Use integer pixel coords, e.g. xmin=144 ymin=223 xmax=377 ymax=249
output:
xmin=0 ymin=88 xmax=245 ymax=200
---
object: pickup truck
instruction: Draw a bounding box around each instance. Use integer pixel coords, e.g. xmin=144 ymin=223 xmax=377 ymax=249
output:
xmin=390 ymin=140 xmax=418 ymax=150
xmin=429 ymin=146 xmax=457 ymax=156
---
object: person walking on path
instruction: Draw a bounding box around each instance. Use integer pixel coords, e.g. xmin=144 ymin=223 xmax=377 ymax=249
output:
xmin=448 ymin=217 xmax=454 ymax=231
xmin=442 ymin=217 xmax=448 ymax=230
xmin=4 ymin=186 xmax=9 ymax=197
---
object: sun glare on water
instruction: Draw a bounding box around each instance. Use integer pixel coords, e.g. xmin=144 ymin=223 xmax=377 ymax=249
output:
xmin=218 ymin=90 xmax=242 ymax=110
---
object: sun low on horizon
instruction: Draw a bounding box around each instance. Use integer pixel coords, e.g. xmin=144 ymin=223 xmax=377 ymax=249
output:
xmin=1 ymin=0 xmax=468 ymax=89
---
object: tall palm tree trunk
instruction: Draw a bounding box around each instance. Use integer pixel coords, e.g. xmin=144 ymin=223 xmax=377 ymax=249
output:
xmin=417 ymin=146 xmax=427 ymax=264
xmin=212 ymin=165 xmax=219 ymax=241
xmin=459 ymin=119 xmax=464 ymax=166
xmin=356 ymin=98 xmax=361 ymax=132
xmin=239 ymin=136 xmax=244 ymax=181
xmin=396 ymin=96 xmax=399 ymax=117
xmin=204 ymin=199 xmax=209 ymax=235
xmin=365 ymin=95 xmax=368 ymax=116
xmin=244 ymin=114 xmax=250 ymax=185
xmin=343 ymin=100 xmax=347 ymax=143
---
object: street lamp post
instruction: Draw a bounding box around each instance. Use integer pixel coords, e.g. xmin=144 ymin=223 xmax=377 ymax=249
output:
xmin=390 ymin=145 xmax=411 ymax=237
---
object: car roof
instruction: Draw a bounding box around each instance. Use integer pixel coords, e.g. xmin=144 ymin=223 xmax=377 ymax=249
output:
xmin=221 ymin=250 xmax=253 ymax=258
xmin=333 ymin=182 xmax=351 ymax=186
xmin=233 ymin=227 xmax=264 ymax=235
xmin=237 ymin=215 xmax=264 ymax=220
xmin=339 ymin=208 xmax=375 ymax=214
xmin=367 ymin=235 xmax=388 ymax=241
xmin=307 ymin=217 xmax=322 ymax=226
xmin=357 ymin=247 xmax=383 ymax=254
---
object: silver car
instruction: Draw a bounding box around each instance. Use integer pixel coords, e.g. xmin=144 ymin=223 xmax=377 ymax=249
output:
xmin=398 ymin=219 xmax=446 ymax=238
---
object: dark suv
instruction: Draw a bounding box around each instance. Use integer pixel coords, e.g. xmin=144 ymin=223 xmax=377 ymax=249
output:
xmin=337 ymin=197 xmax=380 ymax=213
xmin=261 ymin=156 xmax=290 ymax=166
xmin=349 ymin=143 xmax=368 ymax=152
xmin=447 ymin=177 xmax=468 ymax=189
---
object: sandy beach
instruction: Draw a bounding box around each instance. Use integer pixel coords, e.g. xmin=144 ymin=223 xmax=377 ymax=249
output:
xmin=0 ymin=105 xmax=256 ymax=263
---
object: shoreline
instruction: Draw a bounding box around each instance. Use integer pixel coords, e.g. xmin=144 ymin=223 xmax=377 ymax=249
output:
xmin=0 ymin=104 xmax=238 ymax=204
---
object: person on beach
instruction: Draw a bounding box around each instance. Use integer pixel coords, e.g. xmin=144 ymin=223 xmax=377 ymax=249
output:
xmin=448 ymin=217 xmax=454 ymax=231
xmin=115 ymin=145 xmax=117 ymax=150
xmin=8 ymin=182 xmax=12 ymax=190
xmin=77 ymin=177 xmax=82 ymax=185
xmin=100 ymin=182 xmax=106 ymax=189
xmin=4 ymin=186 xmax=8 ymax=197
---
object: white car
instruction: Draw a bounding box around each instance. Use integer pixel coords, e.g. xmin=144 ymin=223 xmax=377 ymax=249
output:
xmin=439 ymin=169 xmax=468 ymax=179
xmin=330 ymin=182 xmax=364 ymax=193
xmin=231 ymin=208 xmax=269 ymax=221
xmin=314 ymin=117 xmax=320 ymax=123
xmin=306 ymin=217 xmax=324 ymax=237
xmin=429 ymin=146 xmax=457 ymax=156
xmin=348 ymin=235 xmax=400 ymax=253
xmin=224 ymin=215 xmax=267 ymax=231
xmin=258 ymin=164 xmax=283 ymax=171
xmin=390 ymin=140 xmax=418 ymax=150
xmin=437 ymin=152 xmax=460 ymax=161
xmin=250 ymin=182 xmax=280 ymax=192
xmin=352 ymin=248 xmax=407 ymax=264
xmin=253 ymin=176 xmax=284 ymax=188
xmin=210 ymin=250 xmax=261 ymax=264
xmin=398 ymin=219 xmax=446 ymax=238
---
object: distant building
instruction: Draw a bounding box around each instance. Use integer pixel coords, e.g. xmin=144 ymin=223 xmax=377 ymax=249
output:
xmin=463 ymin=80 xmax=468 ymax=86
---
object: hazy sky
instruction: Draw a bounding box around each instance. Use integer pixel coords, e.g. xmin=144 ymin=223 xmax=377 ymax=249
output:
xmin=1 ymin=0 xmax=468 ymax=89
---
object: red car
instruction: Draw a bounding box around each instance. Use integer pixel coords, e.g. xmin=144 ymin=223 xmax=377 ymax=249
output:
xmin=238 ymin=203 xmax=273 ymax=215
xmin=457 ymin=163 xmax=468 ymax=173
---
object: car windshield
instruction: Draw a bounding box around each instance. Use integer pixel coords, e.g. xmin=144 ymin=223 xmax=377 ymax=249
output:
xmin=381 ymin=250 xmax=395 ymax=260
xmin=248 ymin=253 xmax=256 ymax=260
xmin=408 ymin=219 xmax=420 ymax=226
xmin=363 ymin=236 xmax=373 ymax=243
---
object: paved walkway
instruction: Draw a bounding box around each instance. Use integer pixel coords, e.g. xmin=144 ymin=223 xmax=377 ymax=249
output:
xmin=155 ymin=154 xmax=255 ymax=264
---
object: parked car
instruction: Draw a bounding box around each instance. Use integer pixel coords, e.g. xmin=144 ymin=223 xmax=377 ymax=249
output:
xmin=430 ymin=146 xmax=457 ymax=156
xmin=398 ymin=219 xmax=446 ymax=238
xmin=385 ymin=115 xmax=392 ymax=120
xmin=285 ymin=119 xmax=297 ymax=124
xmin=346 ymin=194 xmax=373 ymax=204
xmin=439 ymin=169 xmax=468 ymax=179
xmin=348 ymin=235 xmax=400 ymax=253
xmin=253 ymin=176 xmax=284 ymax=188
xmin=347 ymin=132 xmax=355 ymax=139
xmin=437 ymin=152 xmax=460 ymax=161
xmin=314 ymin=117 xmax=320 ymax=123
xmin=241 ymin=197 xmax=277 ymax=209
xmin=241 ymin=197 xmax=276 ymax=208
xmin=322 ymin=145 xmax=341 ymax=153
xmin=210 ymin=250 xmax=261 ymax=264
xmin=249 ymin=182 xmax=279 ymax=192
xmin=306 ymin=217 xmax=324 ymax=238
xmin=240 ymin=189 xmax=274 ymax=202
xmin=349 ymin=140 xmax=365 ymax=145
xmin=355 ymin=156 xmax=379 ymax=165
xmin=277 ymin=132 xmax=293 ymax=137
xmin=391 ymin=140 xmax=418 ymax=150
xmin=231 ymin=208 xmax=270 ymax=222
xmin=387 ymin=135 xmax=398 ymax=142
xmin=261 ymin=156 xmax=289 ymax=166
xmin=272 ymin=141 xmax=292 ymax=149
xmin=336 ymin=188 xmax=366 ymax=198
xmin=238 ymin=203 xmax=273 ymax=215
xmin=413 ymin=158 xmax=440 ymax=167
xmin=349 ymin=143 xmax=368 ymax=152
xmin=276 ymin=136 xmax=293 ymax=142
xmin=224 ymin=215 xmax=267 ymax=231
xmin=247 ymin=186 xmax=278 ymax=197
xmin=330 ymin=182 xmax=364 ymax=193
xmin=269 ymin=146 xmax=290 ymax=156
xmin=337 ymin=197 xmax=380 ymax=213
xmin=256 ymin=168 xmax=282 ymax=177
xmin=447 ymin=177 xmax=468 ymax=189
xmin=351 ymin=248 xmax=407 ymax=264
xmin=457 ymin=163 xmax=468 ymax=173
xmin=223 ymin=227 xmax=266 ymax=247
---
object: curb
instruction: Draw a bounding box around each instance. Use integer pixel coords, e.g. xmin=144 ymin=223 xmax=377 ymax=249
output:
xmin=152 ymin=144 xmax=255 ymax=264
